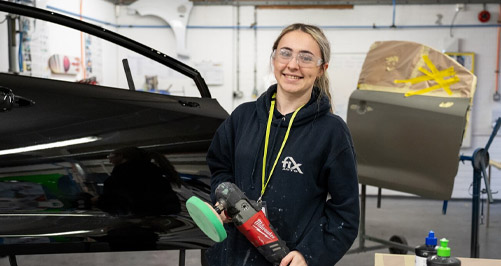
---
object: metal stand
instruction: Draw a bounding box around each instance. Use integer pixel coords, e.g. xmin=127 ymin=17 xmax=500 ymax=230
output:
xmin=459 ymin=117 xmax=500 ymax=258
xmin=487 ymin=165 xmax=491 ymax=228
xmin=347 ymin=184 xmax=415 ymax=255
xmin=460 ymin=148 xmax=494 ymax=258
xmin=471 ymin=153 xmax=482 ymax=258
xmin=8 ymin=255 xmax=18 ymax=266
xmin=179 ymin=249 xmax=185 ymax=266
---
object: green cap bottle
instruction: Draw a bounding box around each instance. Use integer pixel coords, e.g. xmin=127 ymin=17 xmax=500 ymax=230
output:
xmin=437 ymin=238 xmax=451 ymax=257
xmin=426 ymin=238 xmax=461 ymax=266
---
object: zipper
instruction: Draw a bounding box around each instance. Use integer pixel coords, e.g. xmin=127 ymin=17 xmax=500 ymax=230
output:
xmin=249 ymin=124 xmax=264 ymax=190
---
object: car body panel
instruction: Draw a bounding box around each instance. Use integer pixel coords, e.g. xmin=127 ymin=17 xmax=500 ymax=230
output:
xmin=347 ymin=90 xmax=470 ymax=200
xmin=0 ymin=1 xmax=228 ymax=257
xmin=347 ymin=40 xmax=476 ymax=200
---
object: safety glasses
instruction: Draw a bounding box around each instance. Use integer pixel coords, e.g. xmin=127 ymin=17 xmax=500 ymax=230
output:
xmin=272 ymin=48 xmax=323 ymax=68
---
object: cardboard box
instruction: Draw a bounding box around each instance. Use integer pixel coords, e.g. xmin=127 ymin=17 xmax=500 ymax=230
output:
xmin=374 ymin=253 xmax=501 ymax=266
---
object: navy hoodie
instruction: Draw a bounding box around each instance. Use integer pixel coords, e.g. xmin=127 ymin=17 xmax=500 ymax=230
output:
xmin=206 ymin=84 xmax=359 ymax=266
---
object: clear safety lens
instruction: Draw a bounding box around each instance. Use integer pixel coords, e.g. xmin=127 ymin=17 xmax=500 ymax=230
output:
xmin=274 ymin=48 xmax=323 ymax=68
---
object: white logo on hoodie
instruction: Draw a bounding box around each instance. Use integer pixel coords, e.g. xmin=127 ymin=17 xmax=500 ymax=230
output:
xmin=281 ymin=156 xmax=303 ymax=174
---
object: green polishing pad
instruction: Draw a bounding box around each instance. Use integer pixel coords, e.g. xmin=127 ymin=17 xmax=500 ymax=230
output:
xmin=186 ymin=196 xmax=227 ymax=242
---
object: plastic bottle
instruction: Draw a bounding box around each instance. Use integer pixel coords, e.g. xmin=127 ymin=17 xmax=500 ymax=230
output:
xmin=427 ymin=238 xmax=461 ymax=266
xmin=415 ymin=230 xmax=438 ymax=266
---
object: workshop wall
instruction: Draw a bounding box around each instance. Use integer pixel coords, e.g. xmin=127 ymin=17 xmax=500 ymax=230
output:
xmin=116 ymin=2 xmax=501 ymax=200
xmin=0 ymin=0 xmax=117 ymax=83
xmin=0 ymin=0 xmax=500 ymax=200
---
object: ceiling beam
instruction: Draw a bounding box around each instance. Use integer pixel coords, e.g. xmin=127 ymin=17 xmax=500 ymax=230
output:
xmin=256 ymin=4 xmax=353 ymax=8
xmin=191 ymin=0 xmax=501 ymax=6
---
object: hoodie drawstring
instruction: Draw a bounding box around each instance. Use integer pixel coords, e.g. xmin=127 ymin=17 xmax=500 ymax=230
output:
xmin=259 ymin=94 xmax=304 ymax=202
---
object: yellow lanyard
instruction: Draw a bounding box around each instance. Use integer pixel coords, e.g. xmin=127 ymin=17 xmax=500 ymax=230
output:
xmin=259 ymin=93 xmax=304 ymax=201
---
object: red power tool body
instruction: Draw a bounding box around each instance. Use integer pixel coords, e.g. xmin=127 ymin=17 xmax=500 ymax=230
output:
xmin=214 ymin=182 xmax=289 ymax=265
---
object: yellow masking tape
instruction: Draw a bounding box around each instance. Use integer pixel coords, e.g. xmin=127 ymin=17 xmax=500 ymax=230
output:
xmin=404 ymin=77 xmax=459 ymax=97
xmin=394 ymin=55 xmax=460 ymax=97
xmin=423 ymin=55 xmax=439 ymax=73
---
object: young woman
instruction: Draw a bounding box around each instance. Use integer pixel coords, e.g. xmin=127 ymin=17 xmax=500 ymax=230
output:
xmin=206 ymin=23 xmax=359 ymax=266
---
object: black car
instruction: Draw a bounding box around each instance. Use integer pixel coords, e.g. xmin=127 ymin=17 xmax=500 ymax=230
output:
xmin=0 ymin=2 xmax=228 ymax=265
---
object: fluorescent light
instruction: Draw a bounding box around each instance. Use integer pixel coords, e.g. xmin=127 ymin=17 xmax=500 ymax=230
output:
xmin=0 ymin=136 xmax=101 ymax=156
xmin=0 ymin=230 xmax=93 ymax=237
xmin=0 ymin=213 xmax=95 ymax=217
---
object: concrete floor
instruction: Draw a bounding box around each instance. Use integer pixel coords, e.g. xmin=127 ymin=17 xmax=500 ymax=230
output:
xmin=338 ymin=196 xmax=501 ymax=266
xmin=2 ymin=196 xmax=499 ymax=266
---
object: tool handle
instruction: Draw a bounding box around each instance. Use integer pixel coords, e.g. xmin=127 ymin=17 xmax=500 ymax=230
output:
xmin=236 ymin=210 xmax=289 ymax=264
xmin=256 ymin=229 xmax=289 ymax=265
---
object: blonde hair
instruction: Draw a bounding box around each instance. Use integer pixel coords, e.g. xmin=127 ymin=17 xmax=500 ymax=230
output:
xmin=272 ymin=23 xmax=332 ymax=112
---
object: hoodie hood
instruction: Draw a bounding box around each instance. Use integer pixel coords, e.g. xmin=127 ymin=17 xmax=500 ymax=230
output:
xmin=256 ymin=84 xmax=331 ymax=127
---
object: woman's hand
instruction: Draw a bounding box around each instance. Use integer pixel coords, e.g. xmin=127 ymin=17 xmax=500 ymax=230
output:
xmin=214 ymin=202 xmax=232 ymax=223
xmin=280 ymin=250 xmax=307 ymax=266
